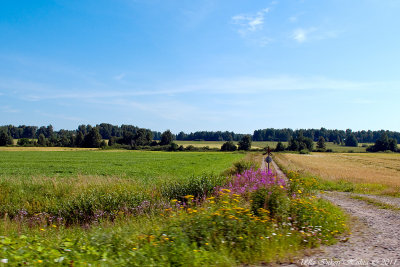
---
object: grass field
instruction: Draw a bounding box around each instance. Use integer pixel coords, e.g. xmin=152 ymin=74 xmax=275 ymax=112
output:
xmin=0 ymin=150 xmax=244 ymax=181
xmin=274 ymin=152 xmax=400 ymax=196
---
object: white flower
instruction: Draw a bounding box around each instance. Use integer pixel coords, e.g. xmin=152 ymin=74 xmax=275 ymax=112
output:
xmin=1 ymin=259 xmax=8 ymax=263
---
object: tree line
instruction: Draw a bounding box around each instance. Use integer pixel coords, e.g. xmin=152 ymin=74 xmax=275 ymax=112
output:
xmin=253 ymin=128 xmax=400 ymax=144
xmin=0 ymin=124 xmax=399 ymax=152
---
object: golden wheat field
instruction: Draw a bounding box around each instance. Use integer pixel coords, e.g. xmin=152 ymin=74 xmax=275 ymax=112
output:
xmin=274 ymin=152 xmax=400 ymax=190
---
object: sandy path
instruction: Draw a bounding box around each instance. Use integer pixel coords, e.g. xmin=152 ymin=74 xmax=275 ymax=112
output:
xmin=264 ymin=158 xmax=400 ymax=266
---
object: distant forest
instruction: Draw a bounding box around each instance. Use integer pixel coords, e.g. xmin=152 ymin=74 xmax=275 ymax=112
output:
xmin=1 ymin=124 xmax=400 ymax=144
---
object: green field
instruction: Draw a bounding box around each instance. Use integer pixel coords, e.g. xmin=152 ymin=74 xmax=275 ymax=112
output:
xmin=0 ymin=150 xmax=243 ymax=181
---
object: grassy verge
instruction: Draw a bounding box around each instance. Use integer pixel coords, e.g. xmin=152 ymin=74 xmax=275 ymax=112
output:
xmin=350 ymin=195 xmax=400 ymax=211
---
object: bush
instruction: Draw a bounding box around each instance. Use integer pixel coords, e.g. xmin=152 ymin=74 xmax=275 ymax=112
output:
xmin=274 ymin=142 xmax=285 ymax=152
xmin=185 ymin=145 xmax=196 ymax=151
xmin=221 ymin=141 xmax=237 ymax=151
xmin=168 ymin=142 xmax=179 ymax=151
xmin=17 ymin=138 xmax=35 ymax=146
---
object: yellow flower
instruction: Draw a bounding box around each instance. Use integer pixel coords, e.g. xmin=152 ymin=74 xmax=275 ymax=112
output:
xmin=205 ymin=243 xmax=209 ymax=245
xmin=207 ymin=197 xmax=215 ymax=200
xmin=38 ymin=260 xmax=43 ymax=263
xmin=132 ymin=248 xmax=137 ymax=250
xmin=221 ymin=189 xmax=231 ymax=193
xmin=171 ymin=199 xmax=178 ymax=203
xmin=298 ymin=190 xmax=302 ymax=194
xmin=184 ymin=195 xmax=194 ymax=199
xmin=40 ymin=228 xmax=45 ymax=231
xmin=52 ymin=225 xmax=57 ymax=228
xmin=280 ymin=185 xmax=284 ymax=189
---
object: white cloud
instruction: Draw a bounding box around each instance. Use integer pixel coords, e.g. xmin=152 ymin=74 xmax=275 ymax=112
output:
xmin=232 ymin=8 xmax=270 ymax=36
xmin=292 ymin=27 xmax=315 ymax=43
xmin=291 ymin=27 xmax=339 ymax=43
xmin=289 ymin=16 xmax=298 ymax=23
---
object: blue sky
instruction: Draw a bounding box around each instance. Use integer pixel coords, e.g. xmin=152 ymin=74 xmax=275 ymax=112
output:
xmin=1 ymin=0 xmax=400 ymax=133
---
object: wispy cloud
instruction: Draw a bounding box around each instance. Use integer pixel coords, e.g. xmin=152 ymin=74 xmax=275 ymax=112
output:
xmin=1 ymin=75 xmax=391 ymax=103
xmin=0 ymin=105 xmax=20 ymax=113
xmin=292 ymin=27 xmax=316 ymax=43
xmin=232 ymin=8 xmax=270 ymax=36
xmin=291 ymin=27 xmax=339 ymax=43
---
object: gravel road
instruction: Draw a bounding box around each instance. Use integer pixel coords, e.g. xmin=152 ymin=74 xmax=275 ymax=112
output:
xmin=263 ymin=157 xmax=400 ymax=267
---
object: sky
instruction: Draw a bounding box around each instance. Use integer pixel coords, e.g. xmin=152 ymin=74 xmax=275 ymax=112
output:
xmin=1 ymin=0 xmax=400 ymax=134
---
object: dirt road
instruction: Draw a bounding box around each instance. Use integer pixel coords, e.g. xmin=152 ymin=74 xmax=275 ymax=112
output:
xmin=263 ymin=157 xmax=400 ymax=266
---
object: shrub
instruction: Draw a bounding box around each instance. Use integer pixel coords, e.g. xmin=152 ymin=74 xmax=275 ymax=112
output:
xmin=238 ymin=135 xmax=252 ymax=151
xmin=221 ymin=141 xmax=237 ymax=151
xmin=274 ymin=142 xmax=285 ymax=152
xmin=168 ymin=142 xmax=179 ymax=151
xmin=17 ymin=138 xmax=35 ymax=146
xmin=185 ymin=145 xmax=196 ymax=151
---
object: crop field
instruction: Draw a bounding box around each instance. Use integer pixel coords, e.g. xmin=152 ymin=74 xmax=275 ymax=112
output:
xmin=274 ymin=152 xmax=400 ymax=195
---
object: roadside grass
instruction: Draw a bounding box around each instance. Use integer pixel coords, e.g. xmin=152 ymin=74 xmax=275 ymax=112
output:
xmin=0 ymin=151 xmax=348 ymax=266
xmin=273 ymin=152 xmax=400 ymax=197
xmin=350 ymin=195 xmax=400 ymax=211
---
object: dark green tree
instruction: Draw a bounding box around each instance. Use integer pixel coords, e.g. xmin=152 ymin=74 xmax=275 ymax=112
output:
xmin=345 ymin=134 xmax=358 ymax=147
xmin=275 ymin=142 xmax=285 ymax=152
xmin=37 ymin=133 xmax=46 ymax=146
xmin=108 ymin=136 xmax=116 ymax=146
xmin=160 ymin=130 xmax=173 ymax=146
xmin=0 ymin=131 xmax=13 ymax=146
xmin=83 ymin=128 xmax=102 ymax=148
xmin=238 ymin=135 xmax=252 ymax=151
xmin=388 ymin=138 xmax=398 ymax=152
xmin=75 ymin=131 xmax=84 ymax=147
xmin=317 ymin=136 xmax=326 ymax=150
xmin=221 ymin=141 xmax=237 ymax=151
xmin=367 ymin=133 xmax=397 ymax=152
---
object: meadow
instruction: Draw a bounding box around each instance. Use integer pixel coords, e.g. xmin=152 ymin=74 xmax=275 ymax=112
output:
xmin=0 ymin=150 xmax=348 ymax=265
xmin=274 ymin=152 xmax=400 ymax=196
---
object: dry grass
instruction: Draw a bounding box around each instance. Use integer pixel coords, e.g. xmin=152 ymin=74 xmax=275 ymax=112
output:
xmin=274 ymin=152 xmax=400 ymax=192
